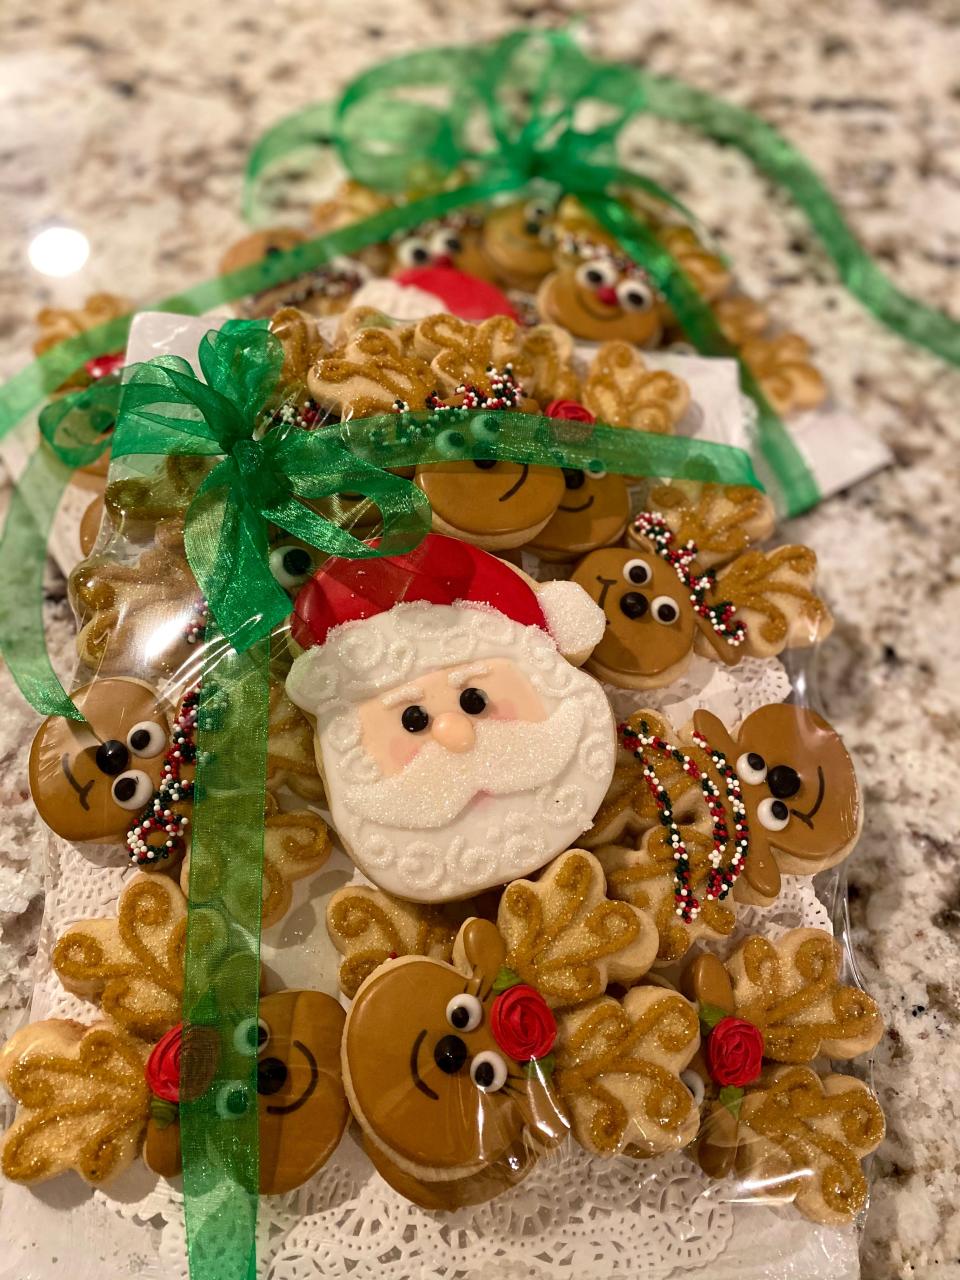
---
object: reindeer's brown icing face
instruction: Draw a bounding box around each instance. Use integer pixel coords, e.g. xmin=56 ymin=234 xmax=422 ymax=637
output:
xmin=415 ymin=459 xmax=565 ymax=545
xmin=344 ymin=919 xmax=566 ymax=1174
xmin=391 ymin=221 xmax=489 ymax=281
xmin=479 ymin=199 xmax=556 ymax=291
xmin=29 ymin=679 xmax=171 ymax=843
xmin=252 ymin=991 xmax=349 ymax=1194
xmin=696 ymin=706 xmax=861 ymax=899
xmin=529 ymin=470 xmax=631 ymax=560
xmin=538 ymin=256 xmax=662 ymax=346
xmin=571 ymin=545 xmax=696 ymax=685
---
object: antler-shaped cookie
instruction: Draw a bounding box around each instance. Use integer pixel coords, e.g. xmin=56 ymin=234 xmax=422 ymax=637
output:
xmin=411 ymin=313 xmax=528 ymax=394
xmin=265 ymin=682 xmax=325 ymax=802
xmin=656 ymin=226 xmax=731 ymax=303
xmin=713 ymin=294 xmax=769 ymax=346
xmin=583 ymin=708 xmax=707 ymax=846
xmin=308 ymin=326 xmax=437 ymax=416
xmin=496 ymin=849 xmax=657 ymax=1006
xmin=554 ymin=986 xmax=700 ymax=1157
xmin=637 ymin=481 xmax=776 ymax=569
xmin=269 ymin=306 xmax=330 ymax=387
xmin=685 ymin=929 xmax=884 ymax=1065
xmin=581 ymin=341 xmax=689 ymax=433
xmin=52 ymin=875 xmax=185 ymax=1041
xmin=326 ymin=885 xmax=464 ymax=998
xmin=0 ymin=1020 xmax=150 ymax=1185
xmin=740 ymin=334 xmax=827 ymax=415
xmin=704 ymin=545 xmax=833 ymax=662
xmin=69 ymin=520 xmax=203 ymax=676
xmin=736 ymin=1067 xmax=885 ymax=1224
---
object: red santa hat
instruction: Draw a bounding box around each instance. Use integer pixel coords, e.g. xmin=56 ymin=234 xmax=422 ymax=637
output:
xmin=286 ymin=534 xmax=604 ymax=712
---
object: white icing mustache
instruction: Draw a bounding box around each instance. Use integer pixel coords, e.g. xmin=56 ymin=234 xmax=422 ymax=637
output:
xmin=342 ymin=700 xmax=584 ymax=829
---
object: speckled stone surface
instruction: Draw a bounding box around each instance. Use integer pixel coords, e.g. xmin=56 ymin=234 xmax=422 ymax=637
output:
xmin=0 ymin=2 xmax=958 ymax=1277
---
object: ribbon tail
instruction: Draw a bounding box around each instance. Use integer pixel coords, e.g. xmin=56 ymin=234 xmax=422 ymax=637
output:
xmin=637 ymin=71 xmax=960 ymax=368
xmin=0 ymin=442 xmax=82 ymax=718
xmin=244 ymin=102 xmax=335 ymax=223
xmin=581 ymin=192 xmax=820 ymax=517
xmin=180 ymin=628 xmax=268 ymax=1280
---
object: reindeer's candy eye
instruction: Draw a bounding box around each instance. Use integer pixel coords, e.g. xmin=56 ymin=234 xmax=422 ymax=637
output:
xmin=523 ymin=197 xmax=551 ymax=231
xmin=757 ymin=796 xmax=790 ymax=831
xmin=616 ymin=278 xmax=654 ymax=312
xmin=126 ymin=721 xmax=167 ymax=758
xmin=737 ymin=752 xmax=767 ymax=785
xmin=233 ymin=1017 xmax=270 ymax=1057
xmin=111 ymin=771 xmax=155 ymax=810
xmin=470 ymin=1050 xmax=508 ymax=1092
xmin=270 ymin=543 xmax=316 ymax=589
xmin=446 ymin=993 xmax=483 ymax=1032
xmin=623 ymin=558 xmax=652 ymax=586
xmin=651 ymin=596 xmax=680 ymax=624
xmin=576 ymin=257 xmax=617 ymax=290
xmin=215 ymin=1080 xmax=252 ymax=1119
xmin=430 ymin=227 xmax=462 ymax=258
xmin=396 ymin=235 xmax=432 ymax=267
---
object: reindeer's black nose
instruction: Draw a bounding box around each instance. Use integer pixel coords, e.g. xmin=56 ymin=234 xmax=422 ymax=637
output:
xmin=95 ymin=740 xmax=129 ymax=776
xmin=434 ymin=1035 xmax=468 ymax=1075
xmin=620 ymin=592 xmax=648 ymax=620
xmin=767 ymin=765 xmax=801 ymax=799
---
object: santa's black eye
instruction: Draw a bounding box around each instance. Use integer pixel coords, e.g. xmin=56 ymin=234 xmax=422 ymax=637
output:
xmin=401 ymin=705 xmax=430 ymax=733
xmin=562 ymin=468 xmax=586 ymax=490
xmin=652 ymin=596 xmax=680 ymax=624
xmin=459 ymin=688 xmax=487 ymax=715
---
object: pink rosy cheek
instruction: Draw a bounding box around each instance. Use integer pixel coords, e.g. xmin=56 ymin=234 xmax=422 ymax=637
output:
xmin=390 ymin=737 xmax=422 ymax=769
xmin=487 ymin=700 xmax=517 ymax=721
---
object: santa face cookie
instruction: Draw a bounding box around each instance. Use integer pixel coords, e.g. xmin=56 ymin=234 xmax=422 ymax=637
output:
xmin=286 ymin=534 xmax=614 ymax=902
xmin=29 ymin=678 xmax=171 ymax=844
xmin=343 ymin=918 xmax=568 ymax=1190
xmin=537 ymin=247 xmax=663 ymax=347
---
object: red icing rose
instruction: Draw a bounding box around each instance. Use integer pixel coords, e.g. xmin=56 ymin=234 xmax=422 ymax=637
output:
xmin=84 ymin=351 xmax=125 ymax=381
xmin=544 ymin=399 xmax=596 ymax=424
xmin=490 ymin=984 xmax=557 ymax=1062
xmin=706 ymin=1017 xmax=764 ymax=1087
xmin=146 ymin=1023 xmax=183 ymax=1103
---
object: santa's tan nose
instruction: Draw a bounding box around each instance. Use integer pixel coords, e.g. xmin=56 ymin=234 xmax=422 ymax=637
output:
xmin=431 ymin=712 xmax=476 ymax=753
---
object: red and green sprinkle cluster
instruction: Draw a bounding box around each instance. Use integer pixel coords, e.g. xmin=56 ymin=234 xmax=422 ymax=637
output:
xmin=620 ymin=720 xmax=750 ymax=922
xmin=125 ymin=687 xmax=198 ymax=866
xmin=425 ymin=363 xmax=524 ymax=413
xmin=631 ymin=511 xmax=746 ymax=646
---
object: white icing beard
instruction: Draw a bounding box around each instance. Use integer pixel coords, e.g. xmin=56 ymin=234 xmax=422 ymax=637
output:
xmin=307 ymin=611 xmax=616 ymax=902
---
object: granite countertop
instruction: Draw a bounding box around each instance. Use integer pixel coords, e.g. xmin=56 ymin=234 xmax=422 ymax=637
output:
xmin=0 ymin=1 xmax=958 ymax=1277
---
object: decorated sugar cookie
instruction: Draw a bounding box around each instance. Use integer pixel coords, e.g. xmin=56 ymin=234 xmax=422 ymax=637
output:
xmin=538 ymin=237 xmax=664 ymax=346
xmin=143 ymin=991 xmax=349 ymax=1195
xmin=740 ymin=334 xmax=827 ymax=416
xmin=553 ymin=985 xmax=701 ymax=1157
xmin=286 ymin=533 xmax=613 ymax=902
xmin=526 ymin=465 xmax=632 ymax=561
xmin=29 ymin=677 xmax=173 ymax=845
xmin=573 ymin=508 xmax=830 ymax=689
xmin=0 ymin=1020 xmax=150 ymax=1185
xmin=477 ymin=196 xmax=557 ymax=291
xmin=53 ymin=874 xmax=185 ymax=1042
xmin=590 ymin=705 xmax=860 ymax=957
xmin=342 ymin=917 xmax=569 ymax=1205
xmin=220 ymin=227 xmax=369 ymax=319
xmin=579 ymin=341 xmax=690 ymax=433
xmin=734 ymin=1067 xmax=885 ymax=1225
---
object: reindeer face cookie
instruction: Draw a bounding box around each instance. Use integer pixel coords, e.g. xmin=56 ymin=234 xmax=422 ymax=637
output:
xmin=0 ymin=1021 xmax=149 ymax=1185
xmin=526 ymin=469 xmax=631 ymax=562
xmin=416 ymin=457 xmax=566 ymax=549
xmin=143 ymin=991 xmax=350 ymax=1195
xmin=538 ymin=246 xmax=663 ymax=347
xmin=343 ymin=918 xmax=568 ymax=1189
xmin=479 ymin=198 xmax=556 ymax=292
xmin=29 ymin=678 xmax=172 ymax=844
xmin=692 ymin=704 xmax=861 ymax=904
xmin=571 ymin=545 xmax=700 ymax=688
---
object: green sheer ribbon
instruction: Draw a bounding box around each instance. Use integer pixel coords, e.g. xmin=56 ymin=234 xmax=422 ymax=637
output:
xmin=0 ymin=319 xmax=759 ymax=717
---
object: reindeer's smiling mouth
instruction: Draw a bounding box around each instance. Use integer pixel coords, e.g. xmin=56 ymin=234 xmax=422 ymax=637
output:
xmin=559 ymin=495 xmax=595 ymax=514
xmin=789 ymin=766 xmax=826 ymax=829
xmin=499 ymin=465 xmax=529 ymax=502
xmin=410 ymin=1029 xmax=439 ymax=1100
xmin=61 ymin=754 xmax=94 ymax=810
xmin=265 ymin=1040 xmax=319 ymax=1115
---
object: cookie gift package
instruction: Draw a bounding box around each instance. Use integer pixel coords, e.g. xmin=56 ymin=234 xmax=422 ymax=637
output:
xmin=4 ymin=27 xmax=959 ymax=1280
